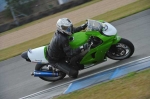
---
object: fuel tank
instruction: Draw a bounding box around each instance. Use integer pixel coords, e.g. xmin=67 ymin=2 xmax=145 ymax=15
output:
xmin=69 ymin=32 xmax=89 ymax=49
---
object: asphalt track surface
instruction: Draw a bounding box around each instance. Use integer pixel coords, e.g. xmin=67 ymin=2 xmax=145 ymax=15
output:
xmin=0 ymin=9 xmax=150 ymax=99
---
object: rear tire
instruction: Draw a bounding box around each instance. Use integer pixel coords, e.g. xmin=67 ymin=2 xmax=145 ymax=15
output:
xmin=106 ymin=38 xmax=134 ymax=60
xmin=35 ymin=64 xmax=66 ymax=82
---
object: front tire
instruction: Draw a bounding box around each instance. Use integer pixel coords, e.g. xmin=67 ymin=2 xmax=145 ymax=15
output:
xmin=35 ymin=64 xmax=66 ymax=82
xmin=106 ymin=38 xmax=134 ymax=60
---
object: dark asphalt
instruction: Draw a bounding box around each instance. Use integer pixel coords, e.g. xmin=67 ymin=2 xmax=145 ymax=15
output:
xmin=0 ymin=9 xmax=150 ymax=99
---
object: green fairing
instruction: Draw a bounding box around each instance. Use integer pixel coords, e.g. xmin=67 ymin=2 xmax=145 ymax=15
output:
xmin=112 ymin=35 xmax=121 ymax=44
xmin=69 ymin=25 xmax=121 ymax=65
xmin=99 ymin=20 xmax=105 ymax=22
xmin=81 ymin=33 xmax=121 ymax=65
xmin=69 ymin=32 xmax=89 ymax=48
xmin=44 ymin=46 xmax=48 ymax=60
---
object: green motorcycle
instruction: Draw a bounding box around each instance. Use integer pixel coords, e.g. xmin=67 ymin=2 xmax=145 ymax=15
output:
xmin=21 ymin=19 xmax=134 ymax=82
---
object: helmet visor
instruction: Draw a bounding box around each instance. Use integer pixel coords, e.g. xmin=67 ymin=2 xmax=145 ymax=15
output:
xmin=61 ymin=25 xmax=72 ymax=35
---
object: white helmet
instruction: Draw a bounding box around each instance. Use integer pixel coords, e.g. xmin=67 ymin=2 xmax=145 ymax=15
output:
xmin=56 ymin=18 xmax=73 ymax=35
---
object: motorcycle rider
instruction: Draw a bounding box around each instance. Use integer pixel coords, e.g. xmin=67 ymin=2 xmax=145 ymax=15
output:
xmin=47 ymin=18 xmax=89 ymax=78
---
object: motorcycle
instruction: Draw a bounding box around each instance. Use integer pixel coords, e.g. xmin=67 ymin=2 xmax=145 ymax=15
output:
xmin=21 ymin=19 xmax=134 ymax=82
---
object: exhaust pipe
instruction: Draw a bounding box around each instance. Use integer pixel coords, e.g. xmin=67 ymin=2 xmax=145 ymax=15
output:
xmin=31 ymin=71 xmax=59 ymax=77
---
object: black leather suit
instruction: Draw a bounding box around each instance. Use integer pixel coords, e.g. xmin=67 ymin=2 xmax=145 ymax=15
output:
xmin=47 ymin=26 xmax=85 ymax=78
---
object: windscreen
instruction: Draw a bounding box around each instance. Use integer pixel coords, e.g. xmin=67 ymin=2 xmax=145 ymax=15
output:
xmin=86 ymin=19 xmax=102 ymax=32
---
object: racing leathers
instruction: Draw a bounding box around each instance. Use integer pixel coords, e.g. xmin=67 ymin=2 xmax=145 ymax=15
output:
xmin=47 ymin=25 xmax=87 ymax=78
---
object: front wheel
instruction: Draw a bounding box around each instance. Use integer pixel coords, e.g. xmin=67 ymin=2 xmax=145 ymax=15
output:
xmin=35 ymin=64 xmax=66 ymax=82
xmin=106 ymin=38 xmax=134 ymax=60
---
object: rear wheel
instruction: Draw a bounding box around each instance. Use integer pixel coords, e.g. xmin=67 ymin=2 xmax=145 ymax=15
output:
xmin=35 ymin=64 xmax=66 ymax=82
xmin=106 ymin=38 xmax=134 ymax=60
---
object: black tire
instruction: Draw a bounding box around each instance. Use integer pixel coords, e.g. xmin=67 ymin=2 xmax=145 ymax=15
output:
xmin=106 ymin=38 xmax=134 ymax=60
xmin=35 ymin=64 xmax=66 ymax=82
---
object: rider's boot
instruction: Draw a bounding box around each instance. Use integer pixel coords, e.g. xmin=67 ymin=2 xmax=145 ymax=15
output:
xmin=55 ymin=61 xmax=78 ymax=78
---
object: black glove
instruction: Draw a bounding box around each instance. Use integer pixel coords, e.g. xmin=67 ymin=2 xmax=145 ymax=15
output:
xmin=81 ymin=22 xmax=88 ymax=30
xmin=80 ymin=43 xmax=89 ymax=52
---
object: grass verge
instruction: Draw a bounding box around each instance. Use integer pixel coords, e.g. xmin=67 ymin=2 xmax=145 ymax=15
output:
xmin=0 ymin=0 xmax=150 ymax=61
xmin=53 ymin=68 xmax=150 ymax=99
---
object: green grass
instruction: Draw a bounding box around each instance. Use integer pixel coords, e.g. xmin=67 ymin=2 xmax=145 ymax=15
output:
xmin=0 ymin=0 xmax=150 ymax=61
xmin=0 ymin=0 xmax=101 ymax=36
xmin=53 ymin=68 xmax=150 ymax=99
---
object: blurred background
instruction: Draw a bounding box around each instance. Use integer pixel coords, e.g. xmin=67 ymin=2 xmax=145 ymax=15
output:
xmin=0 ymin=0 xmax=90 ymax=33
